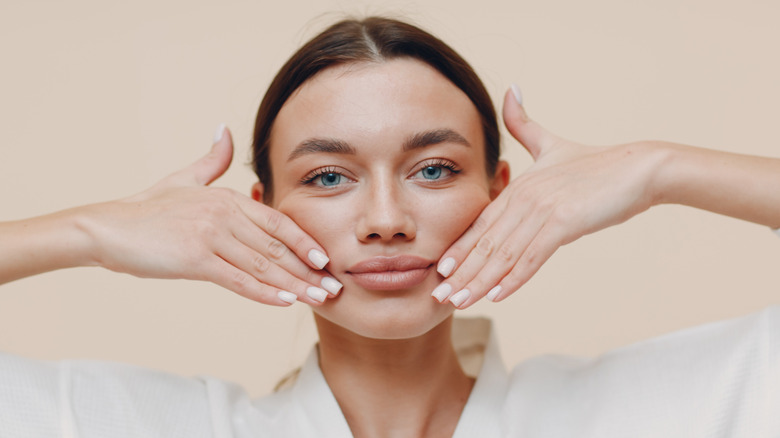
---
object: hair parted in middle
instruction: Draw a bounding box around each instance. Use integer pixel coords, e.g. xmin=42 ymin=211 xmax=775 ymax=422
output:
xmin=252 ymin=16 xmax=499 ymax=203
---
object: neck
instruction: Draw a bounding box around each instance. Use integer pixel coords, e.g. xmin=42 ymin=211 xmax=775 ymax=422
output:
xmin=315 ymin=315 xmax=474 ymax=438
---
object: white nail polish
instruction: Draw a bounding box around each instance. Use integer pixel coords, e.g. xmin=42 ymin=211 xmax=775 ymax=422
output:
xmin=450 ymin=289 xmax=471 ymax=307
xmin=431 ymin=283 xmax=452 ymax=303
xmin=277 ymin=291 xmax=297 ymax=304
xmin=437 ymin=257 xmax=456 ymax=278
xmin=213 ymin=123 xmax=226 ymax=142
xmin=308 ymin=249 xmax=329 ymax=270
xmin=306 ymin=286 xmax=328 ymax=303
xmin=486 ymin=285 xmax=502 ymax=302
xmin=321 ymin=277 xmax=343 ymax=295
xmin=510 ymin=84 xmax=523 ymax=105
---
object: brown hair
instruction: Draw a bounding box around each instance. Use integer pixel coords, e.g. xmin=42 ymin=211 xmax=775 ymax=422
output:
xmin=252 ymin=16 xmax=499 ymax=203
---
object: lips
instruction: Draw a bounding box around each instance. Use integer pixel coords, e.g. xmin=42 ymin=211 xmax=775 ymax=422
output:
xmin=346 ymin=255 xmax=434 ymax=290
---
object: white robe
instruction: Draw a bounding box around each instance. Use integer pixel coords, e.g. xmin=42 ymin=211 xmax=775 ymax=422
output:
xmin=1 ymin=306 xmax=778 ymax=437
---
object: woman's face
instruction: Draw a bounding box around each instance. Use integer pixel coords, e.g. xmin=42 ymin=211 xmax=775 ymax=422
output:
xmin=264 ymin=58 xmax=506 ymax=339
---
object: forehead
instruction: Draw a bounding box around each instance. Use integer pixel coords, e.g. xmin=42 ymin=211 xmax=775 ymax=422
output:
xmin=269 ymin=58 xmax=484 ymax=161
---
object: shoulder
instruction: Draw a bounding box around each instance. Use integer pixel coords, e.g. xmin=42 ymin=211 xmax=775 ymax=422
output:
xmin=501 ymin=306 xmax=780 ymax=437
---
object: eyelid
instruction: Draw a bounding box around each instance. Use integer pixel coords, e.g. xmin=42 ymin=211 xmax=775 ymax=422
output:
xmin=409 ymin=158 xmax=462 ymax=182
xmin=299 ymin=165 xmax=355 ymax=186
xmin=410 ymin=158 xmax=461 ymax=176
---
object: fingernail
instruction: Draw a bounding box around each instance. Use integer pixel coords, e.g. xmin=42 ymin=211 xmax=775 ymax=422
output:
xmin=277 ymin=290 xmax=297 ymax=305
xmin=431 ymin=283 xmax=452 ymax=303
xmin=306 ymin=286 xmax=328 ymax=303
xmin=321 ymin=277 xmax=342 ymax=296
xmin=213 ymin=123 xmax=226 ymax=143
xmin=486 ymin=285 xmax=502 ymax=302
xmin=510 ymin=84 xmax=523 ymax=105
xmin=449 ymin=289 xmax=471 ymax=307
xmin=437 ymin=257 xmax=456 ymax=278
xmin=308 ymin=249 xmax=329 ymax=269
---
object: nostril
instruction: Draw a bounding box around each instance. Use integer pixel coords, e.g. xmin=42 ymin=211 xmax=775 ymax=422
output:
xmin=368 ymin=233 xmax=381 ymax=239
xmin=393 ymin=233 xmax=406 ymax=239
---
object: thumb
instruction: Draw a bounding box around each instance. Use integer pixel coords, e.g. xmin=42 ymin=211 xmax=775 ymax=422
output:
xmin=170 ymin=123 xmax=234 ymax=186
xmin=502 ymin=85 xmax=552 ymax=161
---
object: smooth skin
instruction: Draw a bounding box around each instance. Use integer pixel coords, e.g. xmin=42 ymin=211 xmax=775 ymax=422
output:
xmin=436 ymin=88 xmax=780 ymax=308
xmin=0 ymin=127 xmax=337 ymax=307
xmin=2 ymin=89 xmax=779 ymax=309
xmin=2 ymin=70 xmax=780 ymax=438
xmin=258 ymin=59 xmax=507 ymax=437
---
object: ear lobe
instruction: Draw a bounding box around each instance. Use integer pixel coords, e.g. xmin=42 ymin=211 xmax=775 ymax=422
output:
xmin=489 ymin=160 xmax=510 ymax=200
xmin=251 ymin=182 xmax=265 ymax=202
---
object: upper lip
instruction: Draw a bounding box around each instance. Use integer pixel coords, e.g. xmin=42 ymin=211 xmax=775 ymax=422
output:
xmin=347 ymin=255 xmax=434 ymax=273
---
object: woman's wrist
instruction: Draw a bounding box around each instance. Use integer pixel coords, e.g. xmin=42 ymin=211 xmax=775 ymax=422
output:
xmin=628 ymin=140 xmax=677 ymax=209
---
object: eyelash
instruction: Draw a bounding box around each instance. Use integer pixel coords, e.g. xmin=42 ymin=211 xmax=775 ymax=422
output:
xmin=299 ymin=159 xmax=462 ymax=187
xmin=299 ymin=166 xmax=344 ymax=186
xmin=414 ymin=158 xmax=461 ymax=179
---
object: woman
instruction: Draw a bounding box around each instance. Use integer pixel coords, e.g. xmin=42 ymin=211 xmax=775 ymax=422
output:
xmin=1 ymin=16 xmax=779 ymax=437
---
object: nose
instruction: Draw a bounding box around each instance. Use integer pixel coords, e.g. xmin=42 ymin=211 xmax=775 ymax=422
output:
xmin=356 ymin=178 xmax=416 ymax=243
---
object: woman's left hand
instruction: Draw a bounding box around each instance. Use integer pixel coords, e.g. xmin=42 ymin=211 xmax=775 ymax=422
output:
xmin=434 ymin=87 xmax=669 ymax=308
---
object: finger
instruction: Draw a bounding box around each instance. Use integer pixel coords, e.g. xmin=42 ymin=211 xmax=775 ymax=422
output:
xmin=200 ymin=255 xmax=303 ymax=307
xmin=166 ymin=123 xmax=234 ymax=187
xmin=447 ymin=210 xmax=549 ymax=309
xmin=489 ymin=222 xmax=564 ymax=302
xmin=440 ymin=202 xmax=530 ymax=299
xmin=214 ymin=239 xmax=331 ymax=306
xmin=230 ymin=211 xmax=342 ymax=294
xmin=502 ymin=86 xmax=554 ymax=161
xmin=234 ymin=195 xmax=331 ymax=271
xmin=435 ymin=193 xmax=509 ymax=280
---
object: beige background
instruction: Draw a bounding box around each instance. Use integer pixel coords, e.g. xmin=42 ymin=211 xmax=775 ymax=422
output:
xmin=1 ymin=0 xmax=778 ymax=397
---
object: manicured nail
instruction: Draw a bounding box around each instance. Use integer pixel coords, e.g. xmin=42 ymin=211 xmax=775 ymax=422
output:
xmin=306 ymin=286 xmax=328 ymax=303
xmin=321 ymin=277 xmax=343 ymax=296
xmin=277 ymin=290 xmax=297 ymax=305
xmin=486 ymin=285 xmax=502 ymax=302
xmin=510 ymin=84 xmax=523 ymax=105
xmin=431 ymin=283 xmax=452 ymax=303
xmin=308 ymin=249 xmax=329 ymax=269
xmin=213 ymin=123 xmax=226 ymax=143
xmin=437 ymin=257 xmax=456 ymax=278
xmin=449 ymin=289 xmax=471 ymax=307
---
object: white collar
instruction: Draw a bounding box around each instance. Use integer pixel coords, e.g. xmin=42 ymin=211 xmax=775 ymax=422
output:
xmin=288 ymin=318 xmax=509 ymax=437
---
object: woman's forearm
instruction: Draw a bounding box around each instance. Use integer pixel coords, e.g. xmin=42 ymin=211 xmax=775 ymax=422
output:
xmin=651 ymin=141 xmax=780 ymax=229
xmin=0 ymin=207 xmax=96 ymax=285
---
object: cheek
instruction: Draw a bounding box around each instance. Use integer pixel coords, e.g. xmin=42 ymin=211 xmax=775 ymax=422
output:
xmin=276 ymin=196 xmax=353 ymax=253
xmin=416 ymin=187 xmax=491 ymax=253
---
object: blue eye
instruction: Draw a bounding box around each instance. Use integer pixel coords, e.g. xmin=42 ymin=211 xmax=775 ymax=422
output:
xmin=413 ymin=160 xmax=459 ymax=182
xmin=421 ymin=166 xmax=443 ymax=180
xmin=317 ymin=172 xmax=342 ymax=186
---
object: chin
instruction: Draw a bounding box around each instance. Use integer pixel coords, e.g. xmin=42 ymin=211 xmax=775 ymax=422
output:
xmin=312 ymin=282 xmax=455 ymax=340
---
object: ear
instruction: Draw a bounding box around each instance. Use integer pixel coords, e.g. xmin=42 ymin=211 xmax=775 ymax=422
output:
xmin=251 ymin=182 xmax=265 ymax=202
xmin=489 ymin=160 xmax=510 ymax=200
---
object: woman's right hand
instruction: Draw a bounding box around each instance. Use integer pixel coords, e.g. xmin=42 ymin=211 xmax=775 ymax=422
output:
xmin=8 ymin=125 xmax=340 ymax=306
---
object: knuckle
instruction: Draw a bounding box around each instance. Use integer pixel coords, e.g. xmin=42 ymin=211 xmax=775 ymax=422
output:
xmin=496 ymin=241 xmax=516 ymax=262
xmin=265 ymin=209 xmax=283 ymax=235
xmin=470 ymin=215 xmax=489 ymax=234
xmin=252 ymin=254 xmax=271 ymax=274
xmin=474 ymin=236 xmax=495 ymax=258
xmin=521 ymin=244 xmax=541 ymax=268
xmin=267 ymin=238 xmax=287 ymax=259
xmin=534 ymin=196 xmax=556 ymax=214
xmin=229 ymin=271 xmax=251 ymax=295
xmin=193 ymin=219 xmax=219 ymax=240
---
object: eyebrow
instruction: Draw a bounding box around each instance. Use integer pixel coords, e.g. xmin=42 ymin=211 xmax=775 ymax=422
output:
xmin=287 ymin=128 xmax=470 ymax=161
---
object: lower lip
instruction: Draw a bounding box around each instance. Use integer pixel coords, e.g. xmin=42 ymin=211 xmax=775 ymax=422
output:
xmin=348 ymin=266 xmax=432 ymax=291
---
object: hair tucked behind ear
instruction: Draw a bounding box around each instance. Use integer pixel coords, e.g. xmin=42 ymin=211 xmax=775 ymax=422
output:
xmin=252 ymin=16 xmax=499 ymax=204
